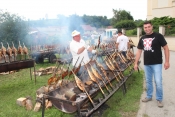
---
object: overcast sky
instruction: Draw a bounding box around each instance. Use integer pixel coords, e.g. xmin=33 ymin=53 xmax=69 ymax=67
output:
xmin=0 ymin=0 xmax=147 ymax=20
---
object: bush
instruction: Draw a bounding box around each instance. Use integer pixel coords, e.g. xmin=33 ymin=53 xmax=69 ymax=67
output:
xmin=126 ymin=29 xmax=137 ymax=36
xmin=114 ymin=20 xmax=136 ymax=30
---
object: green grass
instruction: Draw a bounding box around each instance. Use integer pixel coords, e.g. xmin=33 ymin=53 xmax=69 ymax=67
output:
xmin=102 ymin=70 xmax=144 ymax=117
xmin=0 ymin=62 xmax=143 ymax=117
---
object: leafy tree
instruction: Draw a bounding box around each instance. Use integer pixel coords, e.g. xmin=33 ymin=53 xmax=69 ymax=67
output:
xmin=114 ymin=20 xmax=136 ymax=29
xmin=135 ymin=19 xmax=144 ymax=27
xmin=150 ymin=16 xmax=175 ymax=35
xmin=0 ymin=10 xmax=29 ymax=46
xmin=111 ymin=9 xmax=134 ymax=25
xmin=82 ymin=15 xmax=110 ymax=28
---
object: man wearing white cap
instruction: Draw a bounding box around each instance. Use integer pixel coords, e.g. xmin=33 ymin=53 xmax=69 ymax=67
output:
xmin=70 ymin=30 xmax=96 ymax=80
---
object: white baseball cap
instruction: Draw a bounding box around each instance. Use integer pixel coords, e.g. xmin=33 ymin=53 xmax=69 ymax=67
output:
xmin=71 ymin=30 xmax=80 ymax=37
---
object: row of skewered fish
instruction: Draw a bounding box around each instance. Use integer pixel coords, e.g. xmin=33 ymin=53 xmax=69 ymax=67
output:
xmin=93 ymin=42 xmax=116 ymax=50
xmin=0 ymin=41 xmax=29 ymax=63
xmin=47 ymin=48 xmax=134 ymax=89
xmin=45 ymin=49 xmax=134 ymax=111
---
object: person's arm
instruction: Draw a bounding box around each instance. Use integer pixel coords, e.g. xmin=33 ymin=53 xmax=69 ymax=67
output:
xmin=134 ymin=49 xmax=142 ymax=70
xmin=127 ymin=37 xmax=130 ymax=49
xmin=163 ymin=44 xmax=170 ymax=70
xmin=77 ymin=40 xmax=90 ymax=54
xmin=77 ymin=46 xmax=86 ymax=54
xmin=116 ymin=43 xmax=119 ymax=50
xmin=87 ymin=46 xmax=93 ymax=52
xmin=88 ymin=46 xmax=97 ymax=54
xmin=127 ymin=42 xmax=130 ymax=49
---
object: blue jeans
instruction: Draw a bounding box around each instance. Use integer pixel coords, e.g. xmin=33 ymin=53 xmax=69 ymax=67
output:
xmin=144 ymin=64 xmax=163 ymax=101
xmin=121 ymin=51 xmax=127 ymax=58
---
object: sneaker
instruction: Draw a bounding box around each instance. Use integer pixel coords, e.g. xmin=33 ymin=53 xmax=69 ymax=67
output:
xmin=157 ymin=101 xmax=163 ymax=108
xmin=142 ymin=98 xmax=152 ymax=102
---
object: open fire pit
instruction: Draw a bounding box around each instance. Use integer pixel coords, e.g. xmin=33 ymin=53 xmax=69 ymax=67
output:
xmin=40 ymin=43 xmax=138 ymax=117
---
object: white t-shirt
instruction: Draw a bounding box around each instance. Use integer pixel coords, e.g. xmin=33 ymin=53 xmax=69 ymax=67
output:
xmin=116 ymin=35 xmax=129 ymax=51
xmin=70 ymin=39 xmax=90 ymax=67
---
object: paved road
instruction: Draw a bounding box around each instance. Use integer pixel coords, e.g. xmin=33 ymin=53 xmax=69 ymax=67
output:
xmin=136 ymin=47 xmax=175 ymax=117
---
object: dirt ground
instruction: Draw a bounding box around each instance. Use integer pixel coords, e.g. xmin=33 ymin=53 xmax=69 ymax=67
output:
xmin=136 ymin=48 xmax=175 ymax=117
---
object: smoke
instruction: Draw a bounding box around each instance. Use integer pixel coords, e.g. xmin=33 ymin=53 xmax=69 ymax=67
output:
xmin=25 ymin=14 xmax=86 ymax=47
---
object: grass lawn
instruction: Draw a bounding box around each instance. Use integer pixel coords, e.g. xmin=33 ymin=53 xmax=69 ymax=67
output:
xmin=0 ymin=61 xmax=143 ymax=117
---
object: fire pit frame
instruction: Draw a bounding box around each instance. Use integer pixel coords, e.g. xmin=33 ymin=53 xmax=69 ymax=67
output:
xmin=41 ymin=63 xmax=135 ymax=117
xmin=0 ymin=59 xmax=36 ymax=84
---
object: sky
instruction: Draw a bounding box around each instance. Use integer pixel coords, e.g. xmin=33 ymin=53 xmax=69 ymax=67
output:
xmin=0 ymin=0 xmax=147 ymax=20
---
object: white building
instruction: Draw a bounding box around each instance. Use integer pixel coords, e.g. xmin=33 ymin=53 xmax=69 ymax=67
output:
xmin=147 ymin=0 xmax=175 ymax=20
xmin=105 ymin=29 xmax=118 ymax=38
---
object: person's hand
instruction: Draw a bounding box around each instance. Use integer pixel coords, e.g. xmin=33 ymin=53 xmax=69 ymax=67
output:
xmin=92 ymin=50 xmax=96 ymax=54
xmin=164 ymin=62 xmax=170 ymax=70
xmin=84 ymin=44 xmax=89 ymax=49
xmin=83 ymin=44 xmax=88 ymax=49
xmin=134 ymin=64 xmax=138 ymax=71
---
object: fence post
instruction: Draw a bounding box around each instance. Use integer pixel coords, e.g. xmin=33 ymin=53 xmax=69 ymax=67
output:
xmin=159 ymin=25 xmax=165 ymax=36
xmin=137 ymin=27 xmax=142 ymax=39
xmin=122 ymin=28 xmax=126 ymax=35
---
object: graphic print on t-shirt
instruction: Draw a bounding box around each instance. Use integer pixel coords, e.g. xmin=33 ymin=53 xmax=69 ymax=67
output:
xmin=142 ymin=37 xmax=155 ymax=52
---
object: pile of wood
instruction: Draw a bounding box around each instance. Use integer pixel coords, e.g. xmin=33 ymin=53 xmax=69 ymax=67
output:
xmin=34 ymin=79 xmax=70 ymax=112
xmin=16 ymin=96 xmax=33 ymax=111
xmin=16 ymin=79 xmax=70 ymax=112
xmin=0 ymin=71 xmax=16 ymax=75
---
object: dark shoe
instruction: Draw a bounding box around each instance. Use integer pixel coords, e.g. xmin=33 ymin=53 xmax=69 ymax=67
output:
xmin=142 ymin=98 xmax=152 ymax=102
xmin=157 ymin=101 xmax=163 ymax=108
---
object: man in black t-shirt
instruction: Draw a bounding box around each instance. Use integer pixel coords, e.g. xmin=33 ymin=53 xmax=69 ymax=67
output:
xmin=134 ymin=21 xmax=170 ymax=108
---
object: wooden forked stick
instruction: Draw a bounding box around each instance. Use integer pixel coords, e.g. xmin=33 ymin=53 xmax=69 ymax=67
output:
xmin=106 ymin=56 xmax=123 ymax=80
xmin=105 ymin=53 xmax=124 ymax=78
xmin=88 ymin=62 xmax=110 ymax=92
xmin=72 ymin=70 xmax=95 ymax=106
xmin=104 ymin=60 xmax=120 ymax=82
xmin=83 ymin=61 xmax=105 ymax=95
xmin=94 ymin=61 xmax=114 ymax=88
xmin=117 ymin=52 xmax=132 ymax=71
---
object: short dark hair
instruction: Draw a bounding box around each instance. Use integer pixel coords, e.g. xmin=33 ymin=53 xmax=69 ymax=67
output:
xmin=143 ymin=21 xmax=152 ymax=25
xmin=117 ymin=30 xmax=122 ymax=34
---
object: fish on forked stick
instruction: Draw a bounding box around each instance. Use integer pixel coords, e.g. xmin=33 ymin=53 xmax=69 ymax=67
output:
xmin=23 ymin=43 xmax=29 ymax=59
xmin=94 ymin=60 xmax=114 ymax=89
xmin=105 ymin=55 xmax=123 ymax=80
xmin=117 ymin=52 xmax=132 ymax=71
xmin=72 ymin=70 xmax=95 ymax=107
xmin=6 ymin=42 xmax=12 ymax=62
xmin=104 ymin=59 xmax=120 ymax=82
xmin=88 ymin=62 xmax=110 ymax=92
xmin=83 ymin=61 xmax=105 ymax=95
xmin=106 ymin=52 xmax=125 ymax=78
xmin=1 ymin=42 xmax=7 ymax=62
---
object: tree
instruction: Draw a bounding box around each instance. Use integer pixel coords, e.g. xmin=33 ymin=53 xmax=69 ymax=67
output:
xmin=82 ymin=15 xmax=110 ymax=28
xmin=114 ymin=20 xmax=136 ymax=29
xmin=111 ymin=9 xmax=134 ymax=25
xmin=0 ymin=10 xmax=29 ymax=46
